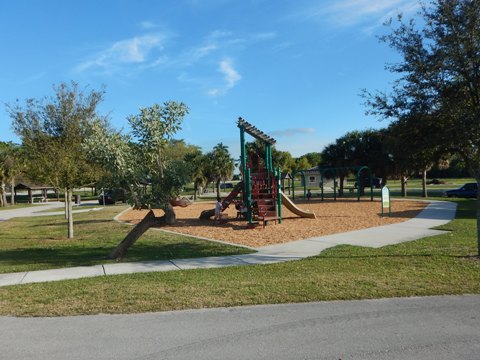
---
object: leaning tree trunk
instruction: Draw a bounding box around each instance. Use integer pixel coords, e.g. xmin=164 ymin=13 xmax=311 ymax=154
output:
xmin=109 ymin=205 xmax=176 ymax=260
xmin=164 ymin=203 xmax=176 ymax=224
xmin=109 ymin=210 xmax=157 ymax=260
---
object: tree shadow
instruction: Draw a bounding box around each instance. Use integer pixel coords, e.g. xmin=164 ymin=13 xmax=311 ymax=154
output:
xmin=29 ymin=219 xmax=113 ymax=227
xmin=0 ymin=240 xmax=251 ymax=272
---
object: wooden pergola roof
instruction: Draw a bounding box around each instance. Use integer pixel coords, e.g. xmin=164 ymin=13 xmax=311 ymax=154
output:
xmin=237 ymin=117 xmax=276 ymax=145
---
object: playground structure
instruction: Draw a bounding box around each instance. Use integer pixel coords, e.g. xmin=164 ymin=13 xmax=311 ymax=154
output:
xmin=200 ymin=118 xmax=315 ymax=226
xmin=292 ymin=166 xmax=375 ymax=201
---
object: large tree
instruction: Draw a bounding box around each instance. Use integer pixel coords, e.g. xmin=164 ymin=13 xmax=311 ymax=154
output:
xmin=386 ymin=112 xmax=448 ymax=197
xmin=7 ymin=82 xmax=104 ymax=238
xmin=84 ymin=101 xmax=191 ymax=259
xmin=364 ymin=0 xmax=480 ymax=255
xmin=297 ymin=152 xmax=322 ymax=168
xmin=321 ymin=129 xmax=393 ymax=195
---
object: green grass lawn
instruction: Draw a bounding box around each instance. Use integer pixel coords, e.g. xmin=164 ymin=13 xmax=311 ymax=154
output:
xmin=0 ymin=205 xmax=252 ymax=274
xmin=0 ymin=199 xmax=479 ymax=317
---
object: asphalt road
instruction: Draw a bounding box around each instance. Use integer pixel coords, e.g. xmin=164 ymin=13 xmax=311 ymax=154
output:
xmin=2 ymin=295 xmax=479 ymax=359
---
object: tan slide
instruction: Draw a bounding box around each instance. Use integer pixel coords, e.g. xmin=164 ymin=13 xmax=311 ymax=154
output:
xmin=280 ymin=190 xmax=316 ymax=219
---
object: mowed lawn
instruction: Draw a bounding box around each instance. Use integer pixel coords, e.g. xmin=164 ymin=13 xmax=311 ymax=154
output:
xmin=0 ymin=205 xmax=252 ymax=274
xmin=0 ymin=199 xmax=479 ymax=317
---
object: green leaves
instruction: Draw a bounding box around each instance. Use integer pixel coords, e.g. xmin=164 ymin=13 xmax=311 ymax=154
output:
xmin=7 ymin=81 xmax=104 ymax=189
xmin=84 ymin=101 xmax=191 ymax=210
xmin=129 ymin=101 xmax=189 ymax=150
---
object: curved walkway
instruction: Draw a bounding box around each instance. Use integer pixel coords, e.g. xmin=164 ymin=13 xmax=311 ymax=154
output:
xmin=0 ymin=201 xmax=104 ymax=221
xmin=0 ymin=200 xmax=457 ymax=287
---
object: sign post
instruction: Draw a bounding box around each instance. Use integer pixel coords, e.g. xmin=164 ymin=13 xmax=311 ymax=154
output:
xmin=381 ymin=186 xmax=391 ymax=217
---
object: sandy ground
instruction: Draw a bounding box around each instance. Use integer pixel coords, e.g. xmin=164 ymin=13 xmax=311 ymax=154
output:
xmin=117 ymin=198 xmax=427 ymax=248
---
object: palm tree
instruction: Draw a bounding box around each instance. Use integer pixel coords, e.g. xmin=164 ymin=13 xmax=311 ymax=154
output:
xmin=185 ymin=150 xmax=208 ymax=200
xmin=211 ymin=143 xmax=235 ymax=198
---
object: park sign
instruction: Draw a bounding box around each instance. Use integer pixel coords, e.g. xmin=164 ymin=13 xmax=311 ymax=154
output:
xmin=381 ymin=186 xmax=391 ymax=217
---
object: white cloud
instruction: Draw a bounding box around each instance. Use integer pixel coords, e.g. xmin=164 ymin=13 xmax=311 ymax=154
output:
xmin=75 ymin=34 xmax=165 ymax=73
xmin=208 ymin=59 xmax=242 ymax=97
xmin=208 ymin=30 xmax=233 ymax=40
xmin=294 ymin=0 xmax=419 ymax=28
xmin=193 ymin=44 xmax=218 ymax=59
xmin=272 ymin=41 xmax=293 ymax=52
xmin=139 ymin=21 xmax=157 ymax=29
xmin=207 ymin=88 xmax=222 ymax=97
xmin=252 ymin=32 xmax=277 ymax=41
xmin=220 ymin=60 xmax=241 ymax=89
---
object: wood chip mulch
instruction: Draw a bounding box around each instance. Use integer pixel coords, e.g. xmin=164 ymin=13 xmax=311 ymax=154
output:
xmin=117 ymin=198 xmax=427 ymax=248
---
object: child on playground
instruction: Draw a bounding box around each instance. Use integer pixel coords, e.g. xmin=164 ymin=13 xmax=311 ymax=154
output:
xmin=235 ymin=201 xmax=248 ymax=219
xmin=307 ymin=189 xmax=312 ymax=201
xmin=215 ymin=197 xmax=222 ymax=221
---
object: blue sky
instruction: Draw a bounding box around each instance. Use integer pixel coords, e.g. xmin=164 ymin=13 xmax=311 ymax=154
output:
xmin=0 ymin=0 xmax=421 ymax=159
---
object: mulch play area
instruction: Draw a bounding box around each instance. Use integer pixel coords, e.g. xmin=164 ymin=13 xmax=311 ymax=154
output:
xmin=117 ymin=198 xmax=427 ymax=248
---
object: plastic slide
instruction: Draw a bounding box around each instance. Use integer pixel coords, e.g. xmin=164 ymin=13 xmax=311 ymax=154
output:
xmin=280 ymin=190 xmax=316 ymax=219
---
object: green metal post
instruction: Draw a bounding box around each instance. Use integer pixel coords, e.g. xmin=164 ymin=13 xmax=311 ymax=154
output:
xmin=240 ymin=127 xmax=247 ymax=203
xmin=266 ymin=144 xmax=273 ymax=172
xmin=265 ymin=144 xmax=269 ymax=172
xmin=292 ymin=173 xmax=295 ymax=200
xmin=246 ymin=168 xmax=252 ymax=223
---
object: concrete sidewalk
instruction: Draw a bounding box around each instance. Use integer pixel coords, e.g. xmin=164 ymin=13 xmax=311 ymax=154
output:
xmin=0 ymin=201 xmax=104 ymax=221
xmin=0 ymin=200 xmax=457 ymax=287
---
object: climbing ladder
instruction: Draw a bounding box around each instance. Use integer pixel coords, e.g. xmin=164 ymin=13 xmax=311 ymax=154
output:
xmin=251 ymin=171 xmax=278 ymax=227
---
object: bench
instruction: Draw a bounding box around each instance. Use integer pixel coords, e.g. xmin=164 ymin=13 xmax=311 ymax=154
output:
xmin=32 ymin=196 xmax=47 ymax=203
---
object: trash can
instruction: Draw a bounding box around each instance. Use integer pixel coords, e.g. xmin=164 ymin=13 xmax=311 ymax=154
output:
xmin=74 ymin=194 xmax=81 ymax=205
